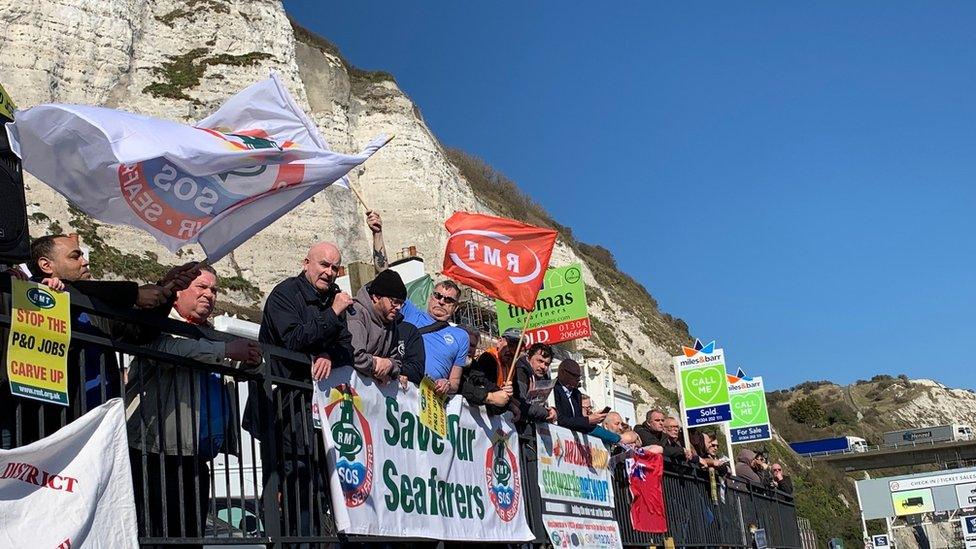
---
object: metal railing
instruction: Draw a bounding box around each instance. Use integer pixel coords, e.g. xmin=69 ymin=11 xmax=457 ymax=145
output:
xmin=0 ymin=280 xmax=801 ymax=547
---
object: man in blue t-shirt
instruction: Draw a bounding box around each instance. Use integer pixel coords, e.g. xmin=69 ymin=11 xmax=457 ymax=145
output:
xmin=366 ymin=210 xmax=471 ymax=395
xmin=400 ymin=279 xmax=470 ymax=395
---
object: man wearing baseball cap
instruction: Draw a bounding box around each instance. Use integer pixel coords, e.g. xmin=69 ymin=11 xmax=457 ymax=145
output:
xmin=347 ymin=269 xmax=425 ymax=384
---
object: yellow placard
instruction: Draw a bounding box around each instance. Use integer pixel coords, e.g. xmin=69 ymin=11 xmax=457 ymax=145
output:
xmin=0 ymin=82 xmax=16 ymax=120
xmin=5 ymin=279 xmax=71 ymax=405
xmin=419 ymin=377 xmax=447 ymax=437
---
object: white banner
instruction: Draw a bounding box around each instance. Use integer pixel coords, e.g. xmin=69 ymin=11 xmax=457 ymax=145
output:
xmin=536 ymin=423 xmax=623 ymax=549
xmin=313 ymin=368 xmax=534 ymax=541
xmin=6 ymin=73 xmax=389 ymax=261
xmin=0 ymin=399 xmax=138 ymax=548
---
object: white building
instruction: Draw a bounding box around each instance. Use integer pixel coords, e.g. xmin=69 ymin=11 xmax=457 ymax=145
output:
xmin=580 ymin=358 xmax=638 ymax=426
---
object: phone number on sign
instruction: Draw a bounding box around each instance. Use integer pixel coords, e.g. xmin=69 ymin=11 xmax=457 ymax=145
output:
xmin=556 ymin=319 xmax=590 ymax=339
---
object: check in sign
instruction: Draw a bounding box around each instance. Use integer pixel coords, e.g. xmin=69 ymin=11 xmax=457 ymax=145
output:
xmin=5 ymin=280 xmax=71 ymax=405
xmin=674 ymin=347 xmax=731 ymax=427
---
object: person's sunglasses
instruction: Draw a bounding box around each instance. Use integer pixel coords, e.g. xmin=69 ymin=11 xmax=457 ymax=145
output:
xmin=386 ymin=296 xmax=405 ymax=307
xmin=431 ymin=291 xmax=458 ymax=305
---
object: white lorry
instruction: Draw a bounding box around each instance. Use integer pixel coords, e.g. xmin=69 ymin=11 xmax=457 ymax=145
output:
xmin=882 ymin=424 xmax=973 ymax=447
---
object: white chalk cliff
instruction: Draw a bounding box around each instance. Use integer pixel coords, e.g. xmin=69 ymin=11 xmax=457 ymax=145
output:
xmin=0 ymin=0 xmax=689 ymax=404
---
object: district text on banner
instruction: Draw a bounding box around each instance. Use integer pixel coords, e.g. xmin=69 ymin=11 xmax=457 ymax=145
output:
xmin=0 ymin=399 xmax=139 ymax=548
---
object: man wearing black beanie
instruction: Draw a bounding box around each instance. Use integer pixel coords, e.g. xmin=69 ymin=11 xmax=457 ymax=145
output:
xmin=347 ymin=269 xmax=425 ymax=384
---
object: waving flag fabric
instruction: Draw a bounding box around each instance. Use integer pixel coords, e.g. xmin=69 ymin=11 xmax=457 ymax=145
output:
xmin=442 ymin=212 xmax=558 ymax=310
xmin=627 ymin=448 xmax=667 ymax=533
xmin=5 ymin=74 xmax=389 ymax=261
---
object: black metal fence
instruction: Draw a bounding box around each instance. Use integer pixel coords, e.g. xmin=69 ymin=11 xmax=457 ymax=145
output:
xmin=0 ymin=281 xmax=800 ymax=547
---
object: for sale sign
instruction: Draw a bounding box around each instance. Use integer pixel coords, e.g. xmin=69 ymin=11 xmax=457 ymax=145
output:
xmin=728 ymin=371 xmax=771 ymax=443
xmin=495 ymin=264 xmax=590 ymax=345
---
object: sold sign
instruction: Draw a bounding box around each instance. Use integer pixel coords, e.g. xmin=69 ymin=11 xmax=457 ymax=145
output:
xmin=674 ymin=341 xmax=732 ymax=427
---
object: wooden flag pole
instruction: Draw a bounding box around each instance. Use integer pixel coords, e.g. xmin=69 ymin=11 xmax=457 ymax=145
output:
xmin=349 ymin=134 xmax=396 ymax=212
xmin=349 ymin=184 xmax=371 ymax=212
xmin=504 ymin=310 xmax=535 ymax=384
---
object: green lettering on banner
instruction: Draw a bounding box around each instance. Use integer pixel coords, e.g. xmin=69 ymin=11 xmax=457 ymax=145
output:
xmin=495 ymin=264 xmax=591 ymax=345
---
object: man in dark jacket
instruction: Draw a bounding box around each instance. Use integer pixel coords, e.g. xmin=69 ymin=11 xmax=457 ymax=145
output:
xmin=1 ymin=234 xmax=190 ymax=449
xmin=772 ymin=462 xmax=794 ymax=495
xmin=662 ymin=416 xmax=695 ymax=465
xmin=512 ymin=342 xmax=557 ymax=430
xmin=346 ymin=269 xmax=425 ymax=385
xmin=245 ymin=240 xmax=355 ymax=540
xmin=553 ymin=359 xmax=607 ymax=433
xmin=634 ymin=409 xmax=667 ymax=448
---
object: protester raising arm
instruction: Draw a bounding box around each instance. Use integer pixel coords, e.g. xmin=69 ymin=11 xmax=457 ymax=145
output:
xmin=367 ymin=210 xmax=388 ymax=271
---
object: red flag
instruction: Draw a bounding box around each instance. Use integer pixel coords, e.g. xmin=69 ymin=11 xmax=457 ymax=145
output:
xmin=628 ymin=449 xmax=668 ymax=533
xmin=442 ymin=212 xmax=558 ymax=310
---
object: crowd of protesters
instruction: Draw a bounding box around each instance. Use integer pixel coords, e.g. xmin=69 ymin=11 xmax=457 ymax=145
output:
xmin=0 ymin=210 xmax=792 ymax=545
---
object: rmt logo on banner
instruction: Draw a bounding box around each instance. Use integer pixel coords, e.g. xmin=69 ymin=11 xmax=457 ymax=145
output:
xmin=485 ymin=435 xmax=521 ymax=522
xmin=325 ymin=385 xmax=374 ymax=507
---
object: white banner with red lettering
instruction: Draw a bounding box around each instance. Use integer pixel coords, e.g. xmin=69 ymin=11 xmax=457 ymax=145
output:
xmin=313 ymin=368 xmax=534 ymax=541
xmin=0 ymin=399 xmax=138 ymax=548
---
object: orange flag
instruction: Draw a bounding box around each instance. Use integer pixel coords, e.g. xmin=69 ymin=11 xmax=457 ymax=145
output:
xmin=442 ymin=212 xmax=558 ymax=311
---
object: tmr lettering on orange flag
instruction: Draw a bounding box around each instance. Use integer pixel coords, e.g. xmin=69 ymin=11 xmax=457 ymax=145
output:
xmin=442 ymin=212 xmax=558 ymax=311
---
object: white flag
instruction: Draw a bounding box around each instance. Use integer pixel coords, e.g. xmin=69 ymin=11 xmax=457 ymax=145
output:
xmin=6 ymin=74 xmax=389 ymax=260
xmin=0 ymin=399 xmax=139 ymax=548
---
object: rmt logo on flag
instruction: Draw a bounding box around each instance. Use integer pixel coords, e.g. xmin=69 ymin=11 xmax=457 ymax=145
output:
xmin=442 ymin=212 xmax=557 ymax=310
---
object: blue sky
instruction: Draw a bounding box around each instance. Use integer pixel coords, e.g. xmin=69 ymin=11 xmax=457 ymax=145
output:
xmin=284 ymin=1 xmax=976 ymax=390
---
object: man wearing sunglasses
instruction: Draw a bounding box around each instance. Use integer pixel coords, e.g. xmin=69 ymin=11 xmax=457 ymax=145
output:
xmin=365 ymin=210 xmax=469 ymax=395
xmin=399 ymin=280 xmax=470 ymax=395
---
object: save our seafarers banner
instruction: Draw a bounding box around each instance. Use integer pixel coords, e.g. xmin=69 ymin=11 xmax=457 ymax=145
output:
xmin=0 ymin=399 xmax=139 ymax=548
xmin=5 ymin=279 xmax=71 ymax=405
xmin=313 ymin=367 xmax=534 ymax=541
xmin=536 ymin=423 xmax=623 ymax=549
xmin=495 ymin=264 xmax=591 ymax=346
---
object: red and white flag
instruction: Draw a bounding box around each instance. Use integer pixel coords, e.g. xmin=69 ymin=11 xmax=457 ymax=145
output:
xmin=627 ymin=448 xmax=668 ymax=534
xmin=6 ymin=73 xmax=389 ymax=261
xmin=442 ymin=212 xmax=558 ymax=310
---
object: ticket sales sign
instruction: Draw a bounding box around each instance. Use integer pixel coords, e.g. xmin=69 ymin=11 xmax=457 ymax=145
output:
xmin=674 ymin=340 xmax=732 ymax=426
xmin=5 ymin=280 xmax=71 ymax=405
xmin=495 ymin=264 xmax=591 ymax=346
